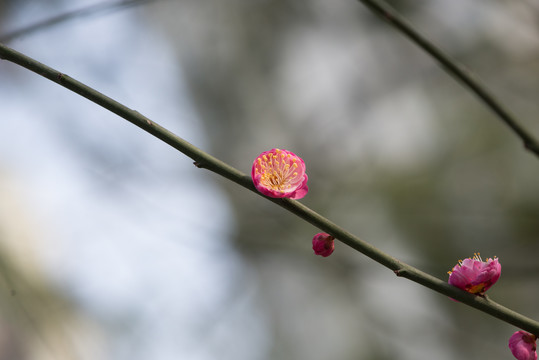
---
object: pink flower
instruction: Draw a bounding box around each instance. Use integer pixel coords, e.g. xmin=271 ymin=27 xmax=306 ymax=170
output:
xmin=251 ymin=148 xmax=308 ymax=199
xmin=447 ymin=253 xmax=501 ymax=295
xmin=312 ymin=233 xmax=335 ymax=257
xmin=509 ymin=331 xmax=537 ymax=360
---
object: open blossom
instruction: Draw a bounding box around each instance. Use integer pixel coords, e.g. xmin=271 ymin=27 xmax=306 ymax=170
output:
xmin=509 ymin=331 xmax=537 ymax=360
xmin=447 ymin=253 xmax=501 ymax=295
xmin=251 ymin=148 xmax=308 ymax=199
xmin=312 ymin=233 xmax=335 ymax=257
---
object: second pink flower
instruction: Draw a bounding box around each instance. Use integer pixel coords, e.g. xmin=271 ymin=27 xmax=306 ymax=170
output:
xmin=447 ymin=253 xmax=501 ymax=295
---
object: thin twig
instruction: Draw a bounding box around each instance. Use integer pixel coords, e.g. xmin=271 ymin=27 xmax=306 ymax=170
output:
xmin=358 ymin=0 xmax=539 ymax=158
xmin=0 ymin=0 xmax=151 ymax=43
xmin=1 ymin=42 xmax=538 ymax=335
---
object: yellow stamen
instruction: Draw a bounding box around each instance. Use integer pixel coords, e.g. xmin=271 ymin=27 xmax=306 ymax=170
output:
xmin=256 ymin=151 xmax=303 ymax=191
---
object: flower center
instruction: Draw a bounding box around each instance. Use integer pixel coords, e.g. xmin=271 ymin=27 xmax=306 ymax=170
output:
xmin=256 ymin=149 xmax=301 ymax=192
xmin=466 ymin=283 xmax=487 ymax=294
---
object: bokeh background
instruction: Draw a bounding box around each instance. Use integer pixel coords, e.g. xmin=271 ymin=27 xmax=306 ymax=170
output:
xmin=0 ymin=0 xmax=538 ymax=359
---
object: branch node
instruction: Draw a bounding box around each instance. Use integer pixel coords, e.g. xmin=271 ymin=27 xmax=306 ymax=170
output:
xmin=394 ymin=268 xmax=407 ymax=277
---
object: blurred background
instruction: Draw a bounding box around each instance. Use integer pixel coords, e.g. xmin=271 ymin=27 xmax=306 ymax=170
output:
xmin=0 ymin=0 xmax=538 ymax=359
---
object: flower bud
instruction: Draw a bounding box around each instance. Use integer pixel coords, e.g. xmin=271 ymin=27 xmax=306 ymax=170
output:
xmin=509 ymin=331 xmax=537 ymax=360
xmin=312 ymin=233 xmax=335 ymax=257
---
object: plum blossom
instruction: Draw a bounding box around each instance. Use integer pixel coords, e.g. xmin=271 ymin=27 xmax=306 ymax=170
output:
xmin=509 ymin=331 xmax=537 ymax=360
xmin=447 ymin=253 xmax=501 ymax=295
xmin=312 ymin=233 xmax=335 ymax=257
xmin=251 ymin=148 xmax=308 ymax=199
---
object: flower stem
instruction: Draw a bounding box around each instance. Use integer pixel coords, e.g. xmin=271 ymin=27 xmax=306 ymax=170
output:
xmin=1 ymin=42 xmax=538 ymax=335
xmin=357 ymin=0 xmax=539 ymax=159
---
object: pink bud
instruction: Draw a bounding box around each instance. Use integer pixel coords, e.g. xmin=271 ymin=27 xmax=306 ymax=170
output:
xmin=251 ymin=148 xmax=308 ymax=199
xmin=447 ymin=253 xmax=501 ymax=295
xmin=312 ymin=233 xmax=335 ymax=257
xmin=509 ymin=331 xmax=537 ymax=360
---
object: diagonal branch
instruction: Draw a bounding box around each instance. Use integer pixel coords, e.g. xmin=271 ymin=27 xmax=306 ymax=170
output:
xmin=358 ymin=0 xmax=539 ymax=159
xmin=1 ymin=42 xmax=538 ymax=335
xmin=0 ymin=0 xmax=151 ymax=43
